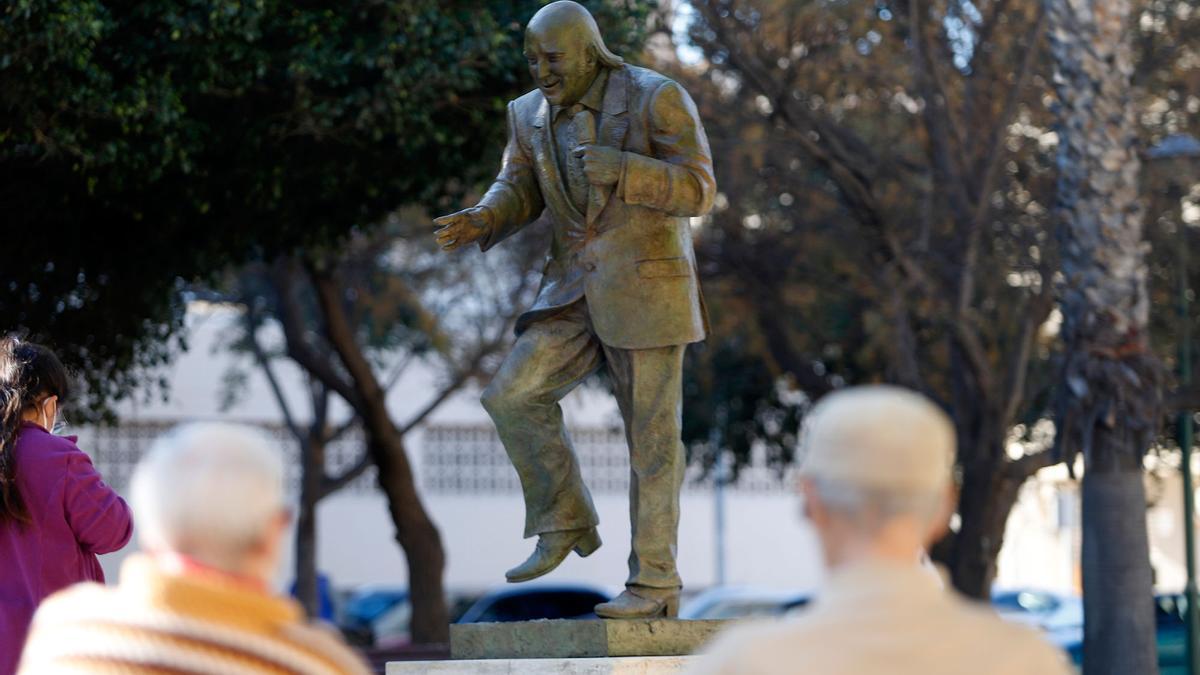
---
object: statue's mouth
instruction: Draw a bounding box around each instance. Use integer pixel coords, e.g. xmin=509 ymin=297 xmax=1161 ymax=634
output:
xmin=540 ymin=79 xmax=562 ymax=94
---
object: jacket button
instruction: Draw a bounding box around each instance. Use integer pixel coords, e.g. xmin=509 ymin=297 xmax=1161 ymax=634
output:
xmin=584 ymin=262 xmax=597 ymax=272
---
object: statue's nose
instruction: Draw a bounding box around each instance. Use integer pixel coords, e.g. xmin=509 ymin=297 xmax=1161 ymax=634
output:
xmin=537 ymin=60 xmax=551 ymax=81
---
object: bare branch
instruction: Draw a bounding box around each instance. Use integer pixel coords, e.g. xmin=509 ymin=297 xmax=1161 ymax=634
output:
xmin=382 ymin=352 xmax=418 ymax=392
xmin=904 ymin=0 xmax=973 ymax=218
xmin=244 ymin=311 xmax=303 ymax=441
xmin=958 ymin=9 xmax=1047 ymax=316
xmin=326 ymin=415 xmax=360 ymax=444
xmin=1005 ymin=447 xmax=1059 ymax=480
xmin=888 ymin=281 xmax=926 ymax=391
xmin=272 ymin=261 xmax=363 ymax=410
xmin=1003 ymin=270 xmax=1056 ymax=424
xmin=322 ymin=451 xmax=372 ymax=498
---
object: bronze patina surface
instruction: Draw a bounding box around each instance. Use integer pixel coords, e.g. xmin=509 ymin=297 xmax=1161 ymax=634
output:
xmin=434 ymin=0 xmax=715 ymax=618
xmin=449 ymin=618 xmax=730 ymax=660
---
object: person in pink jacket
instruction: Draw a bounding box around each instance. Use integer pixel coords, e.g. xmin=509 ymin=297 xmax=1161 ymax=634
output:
xmin=0 ymin=336 xmax=133 ymax=674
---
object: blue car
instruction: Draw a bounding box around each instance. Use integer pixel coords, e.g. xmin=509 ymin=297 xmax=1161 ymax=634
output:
xmin=456 ymin=584 xmax=611 ymax=623
xmin=338 ymin=586 xmax=409 ymax=646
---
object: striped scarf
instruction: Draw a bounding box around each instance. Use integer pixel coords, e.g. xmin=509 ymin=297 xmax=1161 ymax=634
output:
xmin=18 ymin=555 xmax=370 ymax=674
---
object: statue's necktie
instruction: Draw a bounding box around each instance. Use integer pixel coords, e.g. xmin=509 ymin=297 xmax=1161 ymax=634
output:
xmin=562 ymin=104 xmax=593 ymax=215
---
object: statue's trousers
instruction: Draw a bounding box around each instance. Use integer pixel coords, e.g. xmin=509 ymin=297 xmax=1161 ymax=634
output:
xmin=480 ymin=299 xmax=686 ymax=591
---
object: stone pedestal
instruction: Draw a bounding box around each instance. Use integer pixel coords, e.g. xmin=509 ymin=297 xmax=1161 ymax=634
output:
xmin=387 ymin=618 xmax=727 ymax=673
xmin=449 ymin=618 xmax=728 ymax=660
xmin=386 ymin=656 xmax=696 ymax=674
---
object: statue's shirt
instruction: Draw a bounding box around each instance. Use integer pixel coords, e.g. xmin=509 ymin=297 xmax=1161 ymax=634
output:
xmin=551 ymin=69 xmax=609 ymax=214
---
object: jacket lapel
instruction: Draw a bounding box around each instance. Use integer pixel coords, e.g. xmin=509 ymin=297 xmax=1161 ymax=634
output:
xmin=589 ymin=67 xmax=630 ymax=225
xmin=531 ymin=98 xmax=586 ymax=228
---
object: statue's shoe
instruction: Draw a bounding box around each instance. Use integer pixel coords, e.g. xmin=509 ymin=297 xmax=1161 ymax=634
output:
xmin=594 ymin=588 xmax=680 ymax=619
xmin=505 ymin=528 xmax=601 ymax=583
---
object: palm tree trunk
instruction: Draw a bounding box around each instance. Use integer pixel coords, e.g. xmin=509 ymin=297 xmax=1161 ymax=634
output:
xmin=1046 ymin=1 xmax=1163 ymax=673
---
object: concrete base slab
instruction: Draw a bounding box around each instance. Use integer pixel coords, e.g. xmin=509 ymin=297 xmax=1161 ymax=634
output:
xmin=450 ymin=618 xmax=729 ymax=660
xmin=387 ymin=656 xmax=696 ymax=674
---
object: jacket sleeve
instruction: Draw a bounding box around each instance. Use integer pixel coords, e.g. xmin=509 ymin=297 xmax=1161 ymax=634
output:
xmin=478 ymin=100 xmax=545 ymax=251
xmin=619 ymin=80 xmax=716 ymax=218
xmin=63 ymin=449 xmax=133 ymax=555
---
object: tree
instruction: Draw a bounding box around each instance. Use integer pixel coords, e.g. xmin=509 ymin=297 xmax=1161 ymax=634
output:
xmin=670 ymin=0 xmax=1059 ymax=597
xmin=219 ymin=211 xmax=542 ymax=641
xmin=1 ymin=0 xmax=651 ymax=415
xmin=1046 ymin=1 xmax=1164 ymax=671
xmin=5 ymin=0 xmax=655 ymax=643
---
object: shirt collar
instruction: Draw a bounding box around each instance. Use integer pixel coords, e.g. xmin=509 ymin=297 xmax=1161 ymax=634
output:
xmin=819 ymin=557 xmax=947 ymax=607
xmin=120 ymin=554 xmax=301 ymax=628
xmin=552 ymin=68 xmax=609 ymax=121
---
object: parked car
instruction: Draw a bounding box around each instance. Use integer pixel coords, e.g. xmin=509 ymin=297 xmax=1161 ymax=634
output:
xmin=287 ymin=573 xmax=335 ymax=622
xmin=680 ymin=587 xmax=811 ymax=621
xmin=338 ymin=585 xmax=409 ymax=646
xmin=340 ymin=587 xmax=487 ymax=647
xmin=456 ymin=584 xmax=611 ymax=623
xmin=990 ymin=589 xmax=1082 ymax=632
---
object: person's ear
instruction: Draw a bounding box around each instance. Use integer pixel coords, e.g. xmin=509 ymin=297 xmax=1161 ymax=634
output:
xmin=925 ymin=483 xmax=958 ymax=546
xmin=798 ymin=478 xmax=827 ymax=527
xmin=250 ymin=509 xmax=292 ymax=557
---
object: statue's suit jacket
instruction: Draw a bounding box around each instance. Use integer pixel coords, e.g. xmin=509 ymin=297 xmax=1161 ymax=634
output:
xmin=478 ymin=64 xmax=716 ymax=350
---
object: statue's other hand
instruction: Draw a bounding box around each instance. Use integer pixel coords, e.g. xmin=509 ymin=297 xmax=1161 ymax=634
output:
xmin=433 ymin=207 xmax=492 ymax=252
xmin=574 ymin=145 xmax=621 ymax=187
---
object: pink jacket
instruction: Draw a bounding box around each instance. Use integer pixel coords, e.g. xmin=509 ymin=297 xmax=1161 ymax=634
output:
xmin=0 ymin=422 xmax=132 ymax=673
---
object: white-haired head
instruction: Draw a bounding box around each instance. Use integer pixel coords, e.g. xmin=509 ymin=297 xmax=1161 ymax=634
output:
xmin=797 ymin=385 xmax=957 ymax=565
xmin=131 ymin=423 xmax=287 ymax=576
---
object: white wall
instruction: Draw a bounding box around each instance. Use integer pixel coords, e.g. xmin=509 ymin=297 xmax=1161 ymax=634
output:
xmin=97 ymin=304 xmax=1191 ymax=601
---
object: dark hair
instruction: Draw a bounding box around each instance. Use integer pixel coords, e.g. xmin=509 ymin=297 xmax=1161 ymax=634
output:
xmin=0 ymin=336 xmax=71 ymax=523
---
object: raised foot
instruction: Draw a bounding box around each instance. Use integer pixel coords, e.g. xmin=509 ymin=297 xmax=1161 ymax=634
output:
xmin=594 ymin=588 xmax=680 ymax=619
xmin=573 ymin=528 xmax=601 ymax=557
xmin=505 ymin=528 xmax=602 ymax=583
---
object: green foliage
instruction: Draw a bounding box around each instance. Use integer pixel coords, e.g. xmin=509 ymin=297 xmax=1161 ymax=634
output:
xmin=1 ymin=0 xmax=651 ymax=416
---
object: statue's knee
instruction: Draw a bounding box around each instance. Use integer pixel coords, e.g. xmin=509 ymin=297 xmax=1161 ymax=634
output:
xmin=482 ymin=379 xmax=540 ymax=420
xmin=481 ymin=381 xmax=517 ymax=418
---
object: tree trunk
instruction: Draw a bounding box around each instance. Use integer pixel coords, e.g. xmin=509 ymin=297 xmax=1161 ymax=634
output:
xmin=312 ymin=271 xmax=450 ymax=645
xmin=935 ymin=438 xmax=1027 ymax=599
xmin=367 ymin=435 xmax=450 ymax=645
xmin=294 ymin=433 xmax=325 ymax=618
xmin=1046 ymin=1 xmax=1163 ymax=673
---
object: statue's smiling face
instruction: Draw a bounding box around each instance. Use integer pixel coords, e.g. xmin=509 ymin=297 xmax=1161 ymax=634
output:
xmin=524 ymin=25 xmax=597 ymax=107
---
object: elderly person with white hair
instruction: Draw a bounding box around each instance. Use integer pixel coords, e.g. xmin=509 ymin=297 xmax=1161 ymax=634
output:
xmin=18 ymin=423 xmax=370 ymax=675
xmin=690 ymin=385 xmax=1072 ymax=675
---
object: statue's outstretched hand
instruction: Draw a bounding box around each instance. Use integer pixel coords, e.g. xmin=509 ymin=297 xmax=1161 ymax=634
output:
xmin=434 ymin=207 xmax=492 ymax=252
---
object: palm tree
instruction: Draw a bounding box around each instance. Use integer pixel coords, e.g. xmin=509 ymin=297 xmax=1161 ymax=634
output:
xmin=1045 ymin=1 xmax=1164 ymax=673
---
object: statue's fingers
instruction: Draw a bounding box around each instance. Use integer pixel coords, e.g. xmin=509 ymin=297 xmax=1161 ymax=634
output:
xmin=433 ymin=214 xmax=459 ymax=227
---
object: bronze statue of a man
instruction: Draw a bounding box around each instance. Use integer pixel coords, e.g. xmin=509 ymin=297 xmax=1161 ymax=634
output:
xmin=434 ymin=0 xmax=714 ymax=619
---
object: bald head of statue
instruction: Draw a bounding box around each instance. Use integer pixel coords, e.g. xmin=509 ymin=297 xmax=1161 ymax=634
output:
xmin=524 ymin=1 xmax=624 ymax=107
